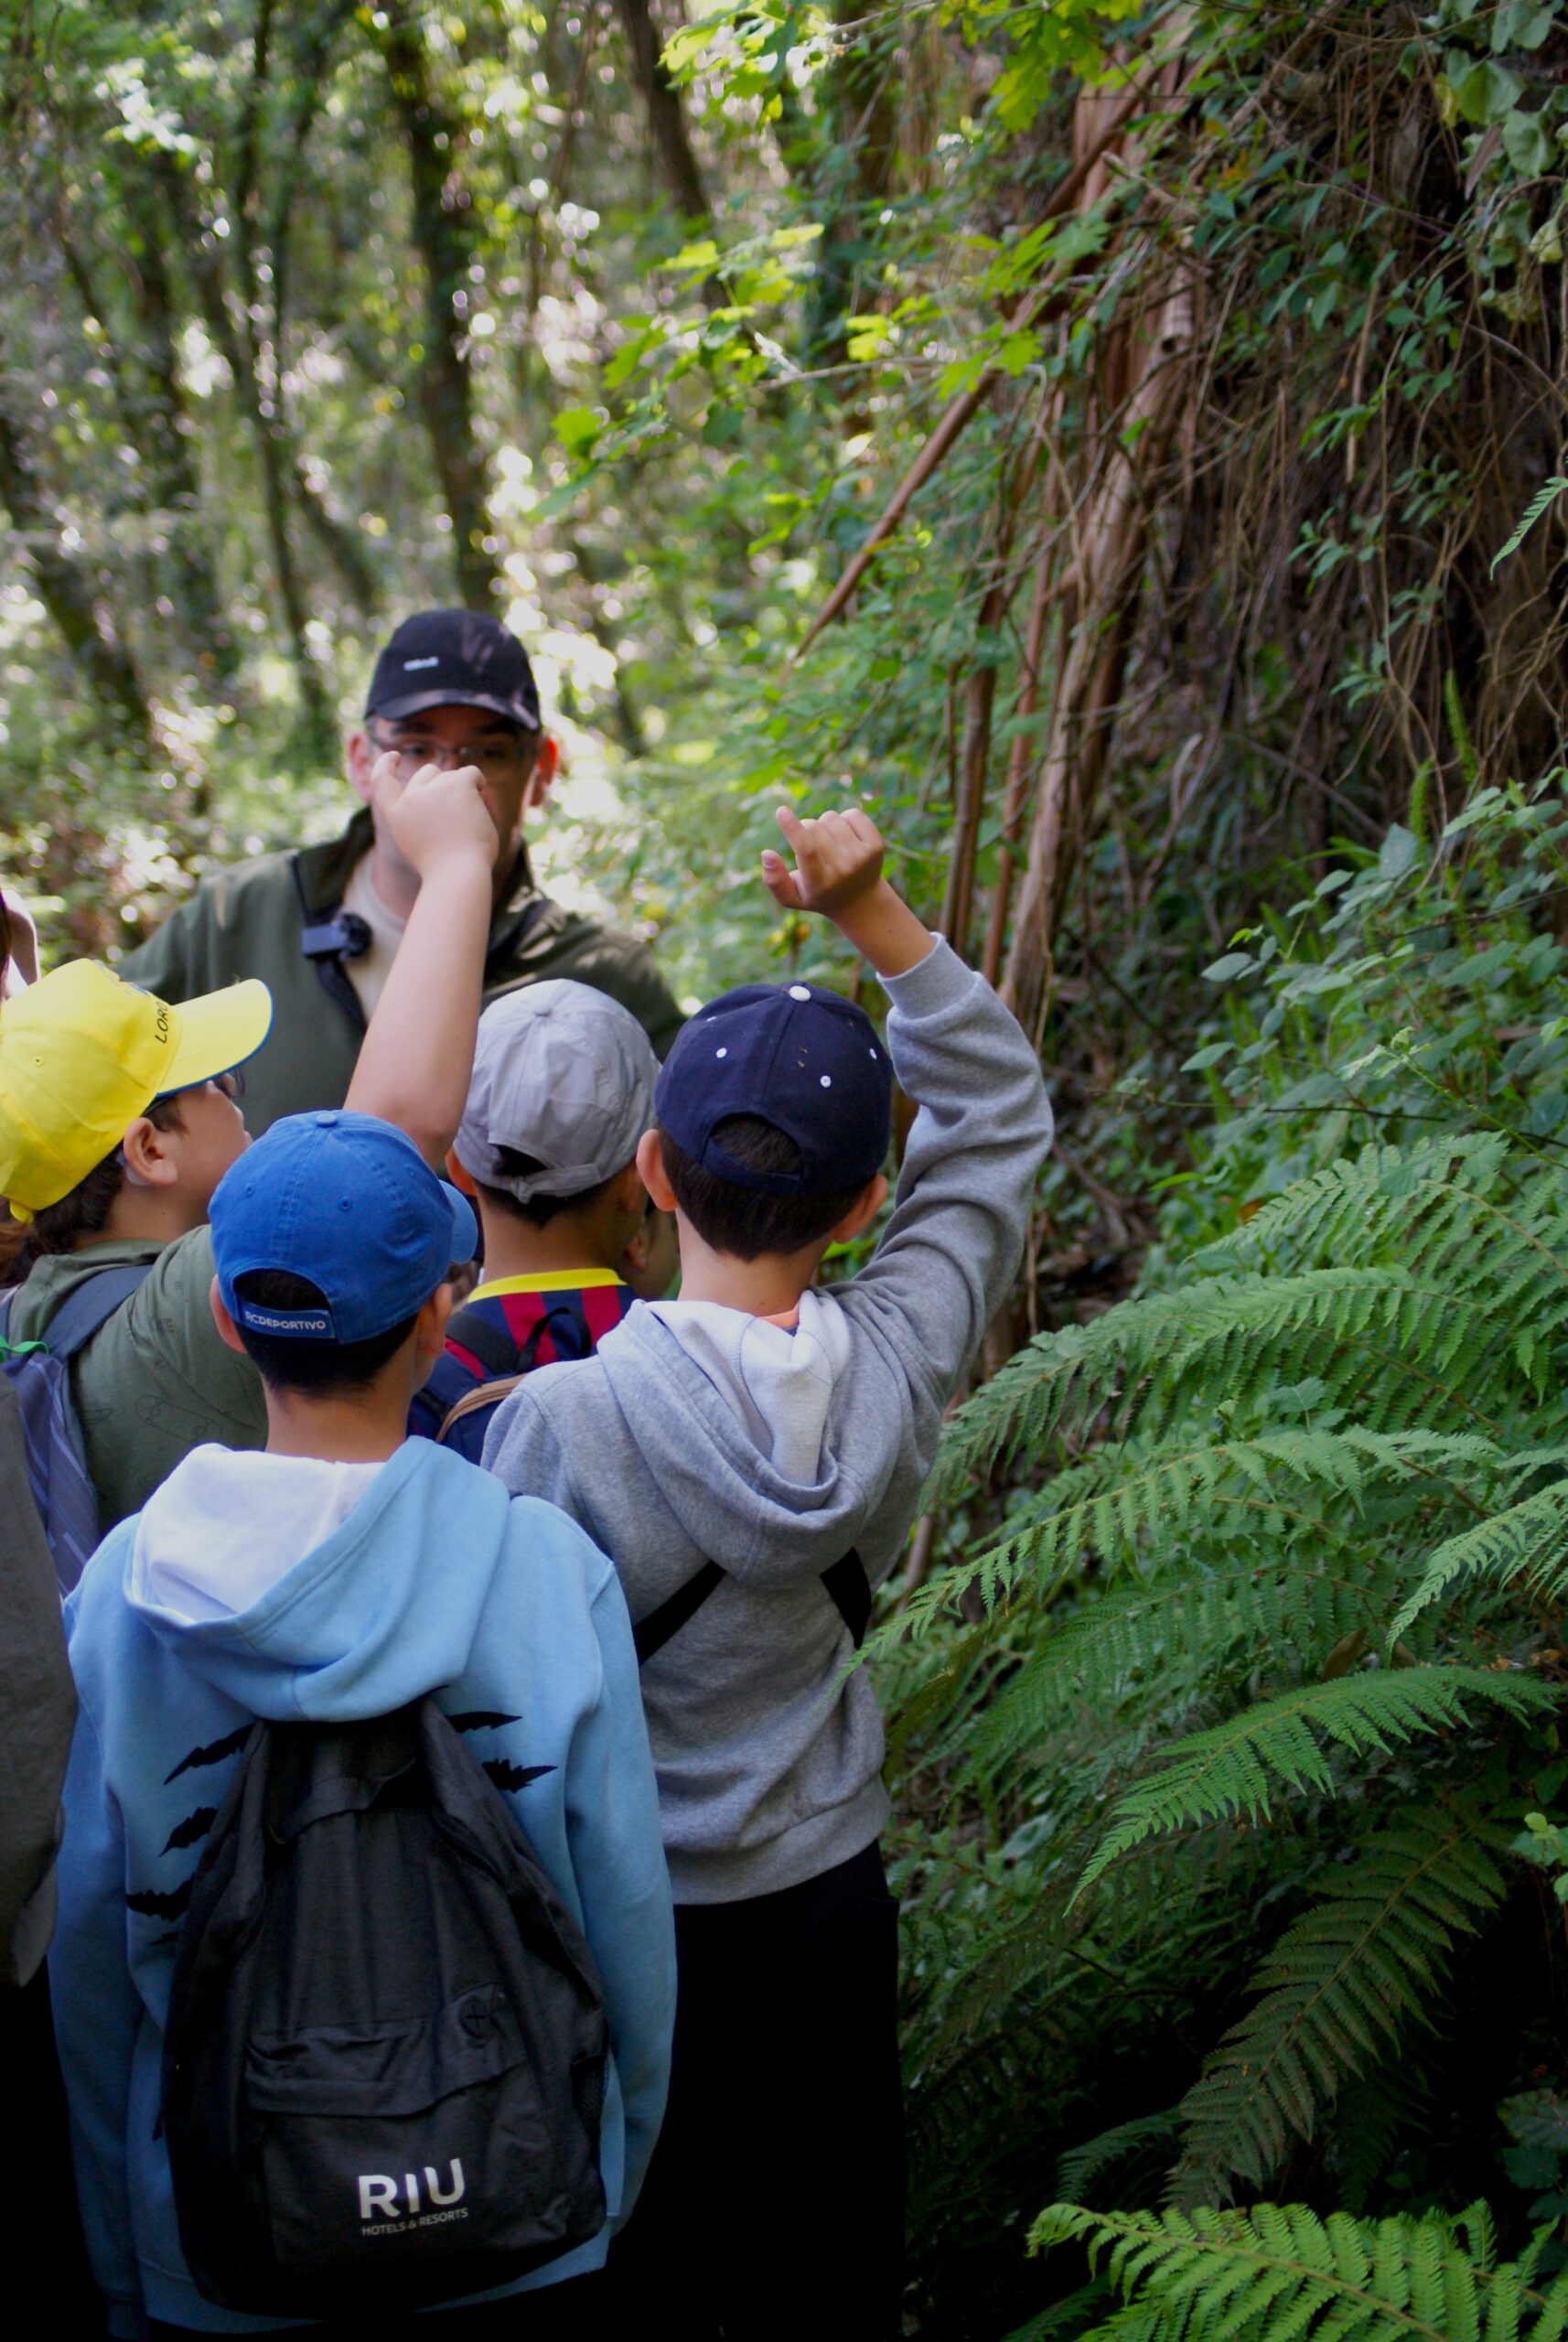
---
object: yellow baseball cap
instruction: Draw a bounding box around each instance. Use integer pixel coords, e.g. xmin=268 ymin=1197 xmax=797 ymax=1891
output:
xmin=0 ymin=960 xmax=273 ymax=1219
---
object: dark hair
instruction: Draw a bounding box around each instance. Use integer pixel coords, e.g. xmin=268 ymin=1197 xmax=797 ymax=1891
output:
xmin=657 ymin=1116 xmax=870 ymax=1262
xmin=475 ymin=1145 xmax=618 ymax=1230
xmin=18 ymin=1094 xmax=187 ymax=1268
xmin=230 ymin=1269 xmax=420 ymax=1394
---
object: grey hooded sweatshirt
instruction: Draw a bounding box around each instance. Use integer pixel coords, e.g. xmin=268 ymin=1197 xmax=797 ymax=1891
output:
xmin=483 ymin=937 xmax=1053 ymax=1903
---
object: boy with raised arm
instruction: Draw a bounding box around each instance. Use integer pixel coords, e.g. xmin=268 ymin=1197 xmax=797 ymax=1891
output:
xmin=484 ymin=804 xmax=1055 ymax=2339
xmin=0 ymin=751 xmax=504 ymax=1531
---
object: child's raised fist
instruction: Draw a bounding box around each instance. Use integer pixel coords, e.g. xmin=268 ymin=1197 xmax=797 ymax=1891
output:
xmin=760 ymin=805 xmax=885 ymax=918
xmin=373 ymin=752 xmax=500 ymax=879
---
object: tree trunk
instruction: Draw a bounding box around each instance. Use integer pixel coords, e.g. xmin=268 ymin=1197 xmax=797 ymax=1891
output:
xmin=146 ymin=167 xmax=332 ymax=747
xmin=806 ymin=0 xmax=898 ymax=370
xmin=940 ymin=574 xmax=1007 ymax=962
xmin=0 ymin=384 xmax=157 ymax=761
xmin=116 ymin=182 xmax=238 ymax=687
xmin=1001 ymin=266 xmax=1195 ymax=1038
xmin=610 ymin=0 xmax=712 ymax=227
xmin=982 ymin=525 xmax=1057 ymax=988
xmin=380 ymin=4 xmax=501 ymax=609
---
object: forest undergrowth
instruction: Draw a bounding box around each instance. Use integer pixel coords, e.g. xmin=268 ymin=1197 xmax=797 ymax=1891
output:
xmin=888 ymin=782 xmax=1568 ymax=2337
xmin=11 ymin=0 xmax=1568 ymax=2334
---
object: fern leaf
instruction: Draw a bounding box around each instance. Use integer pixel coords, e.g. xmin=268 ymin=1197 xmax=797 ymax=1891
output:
xmin=1335 ymin=2061 xmax=1435 ymax=2214
xmin=1198 ymin=1134 xmax=1509 ymax=1273
xmin=906 ymin=1426 xmax=1505 ymax=1640
xmin=1058 ymin=2111 xmax=1185 ymax=2208
xmin=1074 ymin=1668 xmax=1552 ymax=1898
xmin=1168 ymin=1799 xmax=1511 ymax=2206
xmin=1000 ymin=2285 xmax=1120 ymax=2341
xmin=931 ymin=1258 xmax=1526 ymax=1502
xmin=1390 ymin=1477 xmax=1568 ymax=1643
xmin=1030 ymin=2199 xmax=1568 ymax=2340
xmin=1492 ymin=476 xmax=1568 ymax=574
xmin=969 ymin=1550 xmax=1403 ymax=1779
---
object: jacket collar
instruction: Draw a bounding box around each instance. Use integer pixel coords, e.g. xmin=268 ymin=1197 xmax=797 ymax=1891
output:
xmin=293 ymin=809 xmax=548 ymax=960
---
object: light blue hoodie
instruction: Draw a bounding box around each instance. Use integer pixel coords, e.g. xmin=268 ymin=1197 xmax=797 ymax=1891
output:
xmin=52 ymin=1436 xmax=675 ymax=2338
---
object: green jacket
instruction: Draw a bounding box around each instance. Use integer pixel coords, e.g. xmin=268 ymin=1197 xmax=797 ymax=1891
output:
xmin=6 ymin=1230 xmax=267 ymax=1533
xmin=119 ymin=809 xmax=683 ymax=1134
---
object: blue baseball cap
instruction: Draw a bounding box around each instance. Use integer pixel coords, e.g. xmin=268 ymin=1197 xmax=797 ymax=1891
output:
xmin=210 ymin=1110 xmax=478 ymax=1342
xmin=655 ymin=982 xmax=893 ymax=1198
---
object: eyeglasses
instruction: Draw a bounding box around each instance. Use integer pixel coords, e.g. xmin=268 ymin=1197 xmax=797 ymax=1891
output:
xmin=156 ymin=1069 xmax=246 ymax=1105
xmin=368 ymin=727 xmax=532 ymax=782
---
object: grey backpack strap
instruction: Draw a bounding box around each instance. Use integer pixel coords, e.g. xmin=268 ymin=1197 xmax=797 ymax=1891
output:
xmin=43 ymin=1262 xmax=156 ymax=1359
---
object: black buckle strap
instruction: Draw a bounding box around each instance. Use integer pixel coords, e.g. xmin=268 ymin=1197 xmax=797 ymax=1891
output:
xmin=633 ymin=1547 xmax=872 ymax=1669
xmin=299 ymin=909 xmax=372 ymax=962
xmin=633 ymin=1560 xmax=726 ymax=1665
xmin=444 ymin=1305 xmax=522 ymax=1382
xmin=821 ymin=1549 xmax=873 ymax=1649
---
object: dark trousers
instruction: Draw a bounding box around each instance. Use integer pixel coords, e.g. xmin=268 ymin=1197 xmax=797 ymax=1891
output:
xmin=606 ymin=1842 xmax=905 ymax=2341
xmin=150 ymin=2272 xmax=602 ymax=2337
xmin=5 ymin=1964 xmax=103 ymax=2333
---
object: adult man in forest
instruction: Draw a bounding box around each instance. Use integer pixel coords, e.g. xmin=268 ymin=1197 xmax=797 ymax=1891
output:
xmin=121 ymin=608 xmax=682 ymax=1132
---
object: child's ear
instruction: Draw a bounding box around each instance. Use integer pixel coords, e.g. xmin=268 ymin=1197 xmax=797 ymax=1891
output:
xmin=209 ymin=1276 xmax=247 ymax=1356
xmin=413 ymin=1282 xmax=454 ymax=1367
xmin=829 ymin=1172 xmax=888 ymax=1248
xmin=122 ymin=1112 xmax=181 ymax=1191
xmin=446 ymin=1149 xmax=478 ymax=1198
xmin=636 ymin=1128 xmax=677 ymax=1214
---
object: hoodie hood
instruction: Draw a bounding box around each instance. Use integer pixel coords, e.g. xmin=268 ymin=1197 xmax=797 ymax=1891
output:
xmin=645 ymin=1288 xmax=852 ymax=1481
xmin=124 ymin=1438 xmax=515 ymax=1721
xmin=593 ymin=1294 xmax=902 ymax=1575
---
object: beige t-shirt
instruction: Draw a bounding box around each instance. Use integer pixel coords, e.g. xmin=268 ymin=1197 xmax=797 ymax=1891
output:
xmin=341 ymin=853 xmax=408 ymax=1019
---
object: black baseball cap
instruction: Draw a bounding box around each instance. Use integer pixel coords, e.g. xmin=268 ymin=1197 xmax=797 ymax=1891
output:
xmin=365 ymin=608 xmax=541 ymax=731
xmin=655 ymin=982 xmax=893 ymax=1198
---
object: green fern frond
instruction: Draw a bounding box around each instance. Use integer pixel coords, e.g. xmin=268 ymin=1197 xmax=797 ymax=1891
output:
xmin=907 ymin=1426 xmax=1505 ymax=1640
xmin=1167 ymin=1799 xmax=1512 ymax=2206
xmin=1197 ymin=1133 xmax=1511 ymax=1273
xmin=1000 ymin=2288 xmax=1122 ymax=2342
xmin=969 ymin=1550 xmax=1402 ymax=1779
xmin=1334 ymin=2060 xmax=1435 ymax=2214
xmin=1390 ymin=1477 xmax=1568 ymax=1643
xmin=1058 ymin=2111 xmax=1186 ymax=2208
xmin=1074 ymin=1668 xmax=1552 ymax=1898
xmin=931 ymin=1259 xmax=1528 ymax=1501
xmin=1493 ymin=474 xmax=1568 ymax=573
xmin=1029 ymin=2198 xmax=1568 ymax=2341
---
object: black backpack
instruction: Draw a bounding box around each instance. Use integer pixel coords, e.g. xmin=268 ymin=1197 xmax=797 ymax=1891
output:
xmin=161 ymin=1698 xmax=608 ymax=2319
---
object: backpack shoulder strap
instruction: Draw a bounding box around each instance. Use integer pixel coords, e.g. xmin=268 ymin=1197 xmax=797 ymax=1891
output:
xmin=634 ymin=1561 xmax=725 ymax=1666
xmin=444 ymin=1305 xmax=521 ymax=1382
xmin=820 ymin=1549 xmax=873 ymax=1649
xmin=41 ymin=1262 xmax=156 ymax=1360
xmin=436 ymin=1373 xmax=531 ymax=1445
xmin=633 ymin=1546 xmax=874 ymax=1669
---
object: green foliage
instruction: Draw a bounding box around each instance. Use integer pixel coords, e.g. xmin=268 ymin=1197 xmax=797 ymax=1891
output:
xmin=892 ymin=784 xmax=1568 ymax=2326
xmin=1075 ymin=1673 xmax=1549 ymax=1898
xmin=1168 ymin=1802 xmax=1514 ymax=2205
xmin=1031 ymin=2199 xmax=1568 ymax=2340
